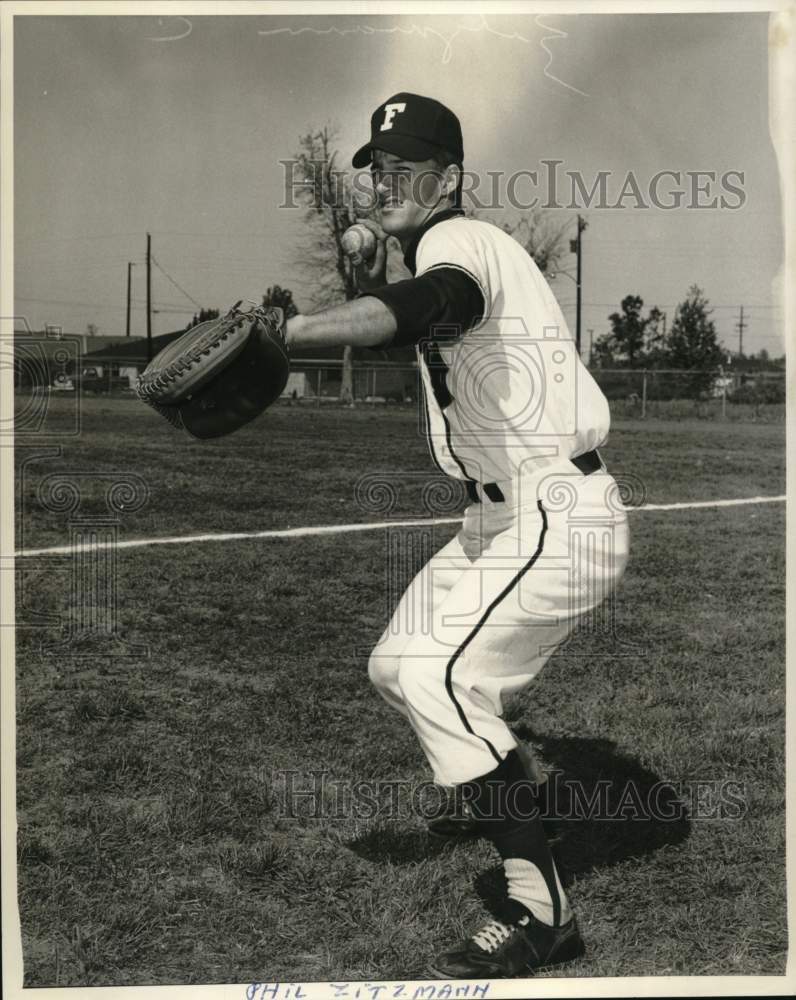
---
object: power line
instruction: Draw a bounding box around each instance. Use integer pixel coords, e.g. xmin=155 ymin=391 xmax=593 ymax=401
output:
xmin=579 ymin=301 xmax=781 ymax=310
xmin=144 ymin=306 xmax=194 ymax=315
xmin=130 ymin=297 xmax=195 ymax=310
xmin=150 ymin=253 xmax=202 ymax=308
xmin=147 ymin=231 xmax=281 ymax=239
xmin=15 ymin=295 xmax=194 ymax=312
xmin=15 ymin=232 xmax=148 ymax=245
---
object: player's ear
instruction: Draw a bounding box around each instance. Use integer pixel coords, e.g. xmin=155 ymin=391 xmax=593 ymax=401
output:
xmin=444 ymin=163 xmax=461 ymax=198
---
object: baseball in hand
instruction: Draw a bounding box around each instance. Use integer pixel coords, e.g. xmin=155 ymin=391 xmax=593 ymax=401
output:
xmin=341 ymin=224 xmax=377 ymax=263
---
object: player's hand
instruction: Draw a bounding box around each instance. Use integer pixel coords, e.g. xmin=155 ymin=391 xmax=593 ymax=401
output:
xmin=352 ymin=218 xmax=388 ymax=292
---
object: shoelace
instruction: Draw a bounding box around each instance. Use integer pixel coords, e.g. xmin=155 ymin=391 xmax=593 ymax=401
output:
xmin=472 ymin=921 xmax=513 ymax=953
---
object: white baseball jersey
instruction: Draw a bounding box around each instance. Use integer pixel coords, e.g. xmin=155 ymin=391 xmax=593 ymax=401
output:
xmin=414 ymin=217 xmax=610 ymax=485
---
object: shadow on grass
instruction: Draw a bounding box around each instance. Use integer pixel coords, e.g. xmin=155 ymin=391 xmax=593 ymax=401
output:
xmin=347 ymin=729 xmax=691 ymax=896
xmin=346 ymin=826 xmax=444 ymax=865
xmin=520 ymin=729 xmax=691 ymax=867
xmin=474 ymin=727 xmax=692 ymax=919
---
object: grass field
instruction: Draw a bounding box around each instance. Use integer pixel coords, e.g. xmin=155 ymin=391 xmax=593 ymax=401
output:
xmin=12 ymin=397 xmax=787 ymax=987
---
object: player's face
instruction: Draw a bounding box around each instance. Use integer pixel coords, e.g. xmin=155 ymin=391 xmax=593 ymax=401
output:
xmin=371 ymin=151 xmax=447 ymax=239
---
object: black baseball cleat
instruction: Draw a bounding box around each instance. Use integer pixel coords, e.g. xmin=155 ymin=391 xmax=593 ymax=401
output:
xmin=429 ymin=909 xmax=585 ymax=979
xmin=427 ymin=801 xmax=481 ymax=842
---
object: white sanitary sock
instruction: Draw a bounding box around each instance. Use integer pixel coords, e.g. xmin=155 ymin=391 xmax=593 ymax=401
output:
xmin=504 ymin=856 xmax=573 ymax=926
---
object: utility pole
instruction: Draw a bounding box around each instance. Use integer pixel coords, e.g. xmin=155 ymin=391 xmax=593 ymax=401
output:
xmin=146 ymin=233 xmax=152 ymax=361
xmin=643 ymin=310 xmax=669 ymax=359
xmin=125 ymin=262 xmax=134 ymax=337
xmin=570 ymin=215 xmax=587 ymax=356
xmin=736 ymin=305 xmax=746 ymax=357
xmin=587 ymin=328 xmax=594 ymax=367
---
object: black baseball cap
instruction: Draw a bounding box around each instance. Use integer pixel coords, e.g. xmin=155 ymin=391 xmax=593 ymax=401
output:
xmin=352 ymin=93 xmax=464 ymax=168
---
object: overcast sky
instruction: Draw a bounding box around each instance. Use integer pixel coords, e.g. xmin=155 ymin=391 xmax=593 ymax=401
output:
xmin=13 ymin=11 xmax=784 ymax=356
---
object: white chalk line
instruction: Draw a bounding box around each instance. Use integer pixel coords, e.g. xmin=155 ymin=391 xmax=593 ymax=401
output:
xmin=13 ymin=494 xmax=785 ymax=559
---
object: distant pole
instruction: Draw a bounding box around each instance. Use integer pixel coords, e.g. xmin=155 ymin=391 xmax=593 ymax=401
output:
xmin=587 ymin=328 xmax=594 ymax=367
xmin=146 ymin=233 xmax=152 ymax=361
xmin=571 ymin=215 xmax=587 ymax=357
xmin=125 ymin=262 xmax=134 ymax=337
xmin=736 ymin=305 xmax=746 ymax=357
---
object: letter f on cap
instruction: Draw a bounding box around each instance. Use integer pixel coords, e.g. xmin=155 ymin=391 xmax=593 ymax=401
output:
xmin=380 ymin=102 xmax=407 ymax=131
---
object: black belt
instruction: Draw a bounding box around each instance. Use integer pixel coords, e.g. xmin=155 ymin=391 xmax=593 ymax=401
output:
xmin=465 ymin=449 xmax=603 ymax=505
xmin=572 ymin=448 xmax=603 ymax=476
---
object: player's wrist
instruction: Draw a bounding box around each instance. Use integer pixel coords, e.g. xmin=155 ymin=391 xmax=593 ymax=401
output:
xmin=356 ymin=267 xmax=387 ymax=293
xmin=284 ymin=313 xmax=306 ymax=350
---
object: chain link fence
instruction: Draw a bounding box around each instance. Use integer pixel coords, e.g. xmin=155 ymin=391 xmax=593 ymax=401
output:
xmin=281 ymin=360 xmax=417 ymax=405
xmin=591 ymin=368 xmax=785 ymax=422
xmin=282 ymin=362 xmax=786 ymax=422
xmin=12 ymin=340 xmax=786 ymax=422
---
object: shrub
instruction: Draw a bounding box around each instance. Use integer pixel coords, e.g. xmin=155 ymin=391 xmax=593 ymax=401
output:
xmin=729 ymin=380 xmax=785 ymax=405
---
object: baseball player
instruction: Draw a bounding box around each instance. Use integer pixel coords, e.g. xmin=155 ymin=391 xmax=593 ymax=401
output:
xmin=284 ymin=93 xmax=630 ymax=979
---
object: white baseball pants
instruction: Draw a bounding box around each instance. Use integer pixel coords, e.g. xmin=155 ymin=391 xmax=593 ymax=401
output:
xmin=368 ymin=465 xmax=630 ymax=786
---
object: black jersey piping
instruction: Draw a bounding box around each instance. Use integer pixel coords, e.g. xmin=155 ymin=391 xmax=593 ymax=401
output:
xmin=419 ymin=374 xmax=448 ymax=478
xmin=404 ymin=208 xmax=465 ymax=275
xmin=417 ymin=345 xmax=477 ymax=485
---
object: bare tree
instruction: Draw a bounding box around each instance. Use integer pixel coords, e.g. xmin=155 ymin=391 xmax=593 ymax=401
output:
xmin=288 ymin=126 xmax=366 ymax=403
xmin=464 ymin=207 xmax=570 ymax=276
xmin=499 ymin=210 xmax=571 ymax=276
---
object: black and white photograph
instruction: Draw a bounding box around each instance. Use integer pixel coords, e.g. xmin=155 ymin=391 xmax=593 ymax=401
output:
xmin=1 ymin=3 xmax=793 ymax=998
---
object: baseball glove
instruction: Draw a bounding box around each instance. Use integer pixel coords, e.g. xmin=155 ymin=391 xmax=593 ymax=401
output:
xmin=136 ymin=301 xmax=289 ymax=439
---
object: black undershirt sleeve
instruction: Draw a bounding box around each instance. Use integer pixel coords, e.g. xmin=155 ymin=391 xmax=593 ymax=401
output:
xmin=363 ymin=266 xmax=486 ymax=348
